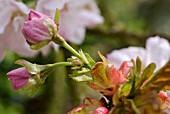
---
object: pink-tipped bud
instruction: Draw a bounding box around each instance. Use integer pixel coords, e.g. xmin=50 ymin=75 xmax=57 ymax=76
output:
xmin=22 ymin=10 xmax=58 ymax=45
xmin=158 ymin=91 xmax=170 ymax=109
xmin=7 ymin=67 xmax=32 ymax=90
xmin=93 ymin=107 xmax=109 ymax=114
xmin=119 ymin=61 xmax=133 ymax=77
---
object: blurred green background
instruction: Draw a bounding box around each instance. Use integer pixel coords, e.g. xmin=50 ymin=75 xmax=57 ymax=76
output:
xmin=1 ymin=0 xmax=170 ymax=114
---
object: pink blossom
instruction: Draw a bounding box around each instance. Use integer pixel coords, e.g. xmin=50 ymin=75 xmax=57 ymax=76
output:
xmin=7 ymin=67 xmax=32 ymax=90
xmin=22 ymin=10 xmax=57 ymax=45
xmin=36 ymin=0 xmax=103 ymax=44
xmin=107 ymin=36 xmax=170 ymax=71
xmin=0 ymin=0 xmax=37 ymax=61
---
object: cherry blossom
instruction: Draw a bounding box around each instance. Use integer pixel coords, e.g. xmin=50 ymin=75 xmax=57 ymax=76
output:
xmin=36 ymin=0 xmax=103 ymax=44
xmin=107 ymin=36 xmax=170 ymax=70
xmin=0 ymin=0 xmax=38 ymax=61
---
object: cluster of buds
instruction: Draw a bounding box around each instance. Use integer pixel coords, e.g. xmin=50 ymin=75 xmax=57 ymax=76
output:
xmin=87 ymin=52 xmax=133 ymax=97
xmin=6 ymin=10 xmax=170 ymax=114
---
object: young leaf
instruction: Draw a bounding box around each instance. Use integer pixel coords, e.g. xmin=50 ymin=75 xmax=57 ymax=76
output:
xmin=135 ymin=57 xmax=142 ymax=77
xmin=54 ymin=8 xmax=60 ymax=26
xmin=135 ymin=63 xmax=156 ymax=89
xmin=145 ymin=60 xmax=170 ymax=91
xmin=84 ymin=53 xmax=96 ymax=68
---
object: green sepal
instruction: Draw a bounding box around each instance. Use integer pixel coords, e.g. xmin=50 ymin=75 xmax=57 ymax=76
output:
xmin=30 ymin=39 xmax=51 ymax=50
xmin=98 ymin=51 xmax=108 ymax=66
xmin=15 ymin=59 xmax=45 ymax=74
xmin=84 ymin=53 xmax=96 ymax=68
xmin=42 ymin=19 xmax=57 ymax=35
xmin=79 ymin=50 xmax=89 ymax=65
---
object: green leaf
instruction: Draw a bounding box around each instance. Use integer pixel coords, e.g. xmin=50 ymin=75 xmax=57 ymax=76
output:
xmin=135 ymin=63 xmax=156 ymax=89
xmin=54 ymin=8 xmax=60 ymax=26
xmin=71 ymin=75 xmax=93 ymax=82
xmin=30 ymin=39 xmax=51 ymax=50
xmin=135 ymin=57 xmax=142 ymax=77
xmin=121 ymin=81 xmax=133 ymax=96
xmin=128 ymin=61 xmax=136 ymax=97
xmin=145 ymin=60 xmax=170 ymax=91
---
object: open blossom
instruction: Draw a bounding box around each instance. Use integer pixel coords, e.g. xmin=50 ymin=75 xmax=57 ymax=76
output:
xmin=107 ymin=36 xmax=170 ymax=71
xmin=0 ymin=0 xmax=38 ymax=61
xmin=87 ymin=61 xmax=133 ymax=97
xmin=36 ymin=0 xmax=103 ymax=44
xmin=7 ymin=67 xmax=32 ymax=90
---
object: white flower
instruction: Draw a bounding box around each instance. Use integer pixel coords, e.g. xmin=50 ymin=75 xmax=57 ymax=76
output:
xmin=107 ymin=36 xmax=170 ymax=70
xmin=0 ymin=0 xmax=38 ymax=61
xmin=36 ymin=0 xmax=103 ymax=44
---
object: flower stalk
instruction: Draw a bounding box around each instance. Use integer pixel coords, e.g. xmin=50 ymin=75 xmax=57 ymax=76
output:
xmin=53 ymin=34 xmax=91 ymax=69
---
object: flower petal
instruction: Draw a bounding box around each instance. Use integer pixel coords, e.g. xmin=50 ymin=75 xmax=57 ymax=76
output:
xmin=119 ymin=61 xmax=133 ymax=76
xmin=107 ymin=47 xmax=146 ymax=69
xmin=146 ymin=36 xmax=170 ymax=70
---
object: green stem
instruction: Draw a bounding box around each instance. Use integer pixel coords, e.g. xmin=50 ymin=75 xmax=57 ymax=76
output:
xmin=53 ymin=34 xmax=89 ymax=66
xmin=47 ymin=62 xmax=73 ymax=69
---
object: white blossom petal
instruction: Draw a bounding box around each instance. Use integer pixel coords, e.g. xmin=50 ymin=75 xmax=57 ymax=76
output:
xmin=58 ymin=11 xmax=86 ymax=44
xmin=11 ymin=0 xmax=30 ymax=15
xmin=0 ymin=1 xmax=15 ymax=34
xmin=146 ymin=36 xmax=170 ymax=70
xmin=0 ymin=39 xmax=5 ymax=62
xmin=79 ymin=10 xmax=103 ymax=27
xmin=107 ymin=47 xmax=146 ymax=68
xmin=36 ymin=0 xmax=69 ymax=17
xmin=13 ymin=16 xmax=25 ymax=32
xmin=2 ymin=25 xmax=37 ymax=57
xmin=35 ymin=0 xmax=103 ymax=44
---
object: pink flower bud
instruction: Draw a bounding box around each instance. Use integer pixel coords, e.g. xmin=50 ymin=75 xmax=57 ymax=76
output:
xmin=22 ymin=10 xmax=57 ymax=44
xmin=158 ymin=91 xmax=170 ymax=109
xmin=67 ymin=104 xmax=89 ymax=114
xmin=7 ymin=67 xmax=32 ymax=90
xmin=119 ymin=61 xmax=133 ymax=76
xmin=93 ymin=107 xmax=109 ymax=114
